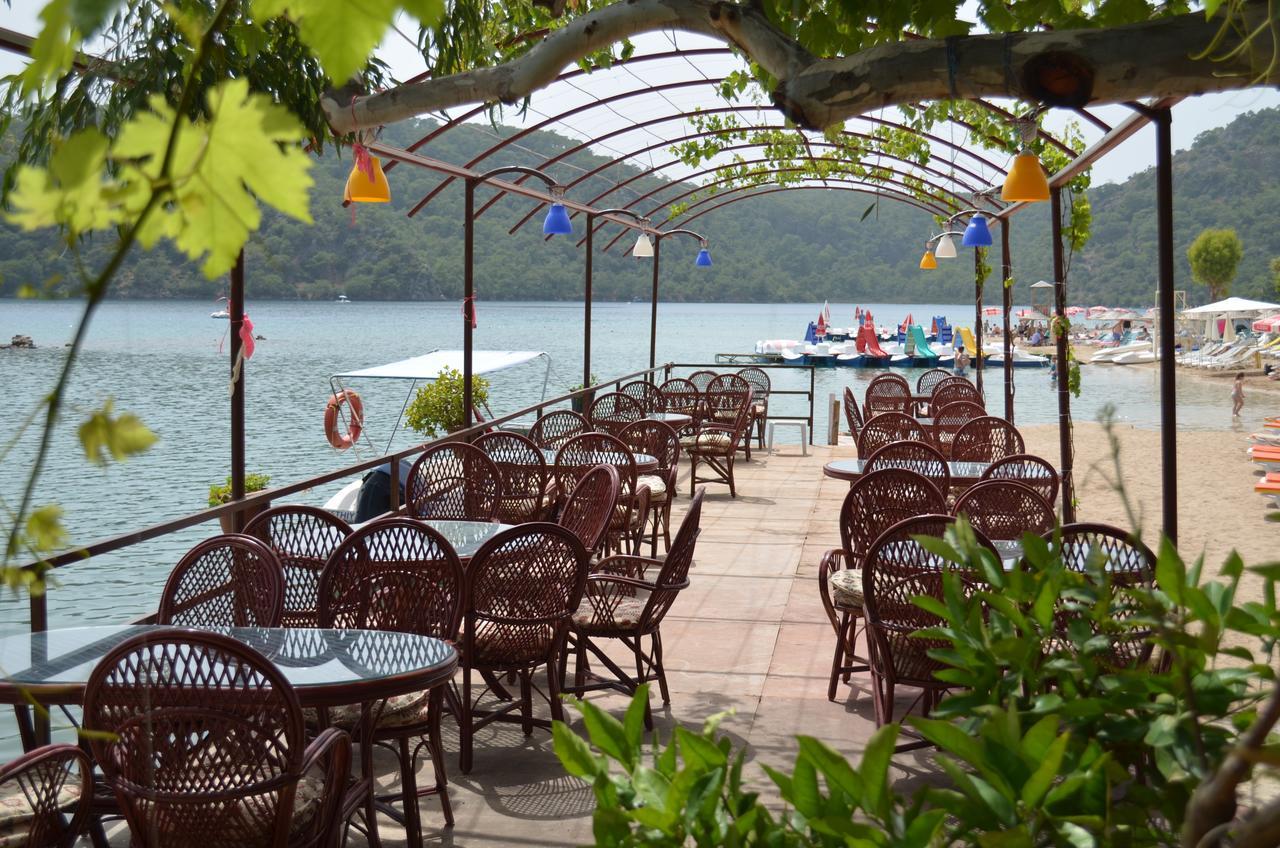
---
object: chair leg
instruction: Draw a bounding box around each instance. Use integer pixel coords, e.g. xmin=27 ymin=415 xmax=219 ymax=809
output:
xmin=727 ymin=455 xmax=737 ymax=497
xmin=519 ymin=670 xmax=534 ymax=736
xmin=661 ymin=503 xmax=672 ymax=551
xmin=460 ymin=666 xmax=474 ymax=775
xmin=549 ymin=653 xmax=566 ymax=723
xmin=427 ymin=688 xmax=454 ymax=827
xmin=648 ymin=506 xmax=659 ymax=557
xmin=689 ymin=456 xmax=698 ymax=498
xmin=652 ymin=631 xmax=670 ymax=705
xmin=634 ymin=642 xmax=654 ymax=730
xmin=397 ymin=736 xmax=424 ymax=848
xmin=827 ymin=612 xmax=848 ymax=702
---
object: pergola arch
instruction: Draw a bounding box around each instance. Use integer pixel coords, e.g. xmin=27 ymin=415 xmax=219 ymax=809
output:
xmin=668 ymin=184 xmax=943 ymax=232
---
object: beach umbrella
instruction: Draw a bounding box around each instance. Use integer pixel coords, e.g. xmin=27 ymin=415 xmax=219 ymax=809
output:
xmin=982 ymin=306 xmax=1001 ymax=316
xmin=1065 ymin=306 xmax=1086 ymax=317
xmin=1223 ymin=316 xmax=1238 ymax=342
xmin=1253 ymin=314 xmax=1280 ymax=332
xmin=1087 ymin=306 xmax=1109 ymax=318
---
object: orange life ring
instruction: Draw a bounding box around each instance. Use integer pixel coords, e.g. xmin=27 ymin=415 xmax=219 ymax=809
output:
xmin=324 ymin=390 xmax=364 ymax=450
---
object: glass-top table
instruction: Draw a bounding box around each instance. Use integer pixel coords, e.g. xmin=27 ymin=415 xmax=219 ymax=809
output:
xmin=647 ymin=412 xmax=692 ymax=428
xmin=823 ymin=458 xmax=991 ymax=484
xmin=423 ymin=519 xmax=513 ymax=557
xmin=540 ymin=449 xmax=659 ymax=473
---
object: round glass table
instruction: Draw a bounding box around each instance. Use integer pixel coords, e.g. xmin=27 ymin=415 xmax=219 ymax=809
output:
xmin=423 ymin=519 xmax=513 ymax=558
xmin=539 ymin=448 xmax=659 ymax=473
xmin=822 ymin=458 xmax=992 ymax=485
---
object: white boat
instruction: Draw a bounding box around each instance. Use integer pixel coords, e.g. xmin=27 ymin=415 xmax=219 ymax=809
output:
xmin=210 ymin=309 xmax=229 ymax=319
xmin=336 ymin=294 xmax=352 ymax=304
xmin=984 ymin=345 xmax=1052 ymax=368
xmin=1090 ymin=341 xmax=1149 ymax=363
xmin=1112 ymin=346 xmax=1157 ymax=365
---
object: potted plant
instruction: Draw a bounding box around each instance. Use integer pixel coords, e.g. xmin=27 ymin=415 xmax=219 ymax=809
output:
xmin=209 ymin=472 xmax=271 ymax=533
xmin=405 ymin=367 xmax=490 ymax=438
xmin=569 ymin=374 xmax=598 ymax=414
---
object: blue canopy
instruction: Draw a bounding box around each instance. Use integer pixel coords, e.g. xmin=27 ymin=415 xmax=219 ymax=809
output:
xmin=803 ymin=321 xmax=818 ymax=344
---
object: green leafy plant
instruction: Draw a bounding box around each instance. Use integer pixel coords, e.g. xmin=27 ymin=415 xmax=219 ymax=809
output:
xmin=208 ymin=473 xmax=271 ymax=507
xmin=404 ymin=367 xmax=489 ymax=438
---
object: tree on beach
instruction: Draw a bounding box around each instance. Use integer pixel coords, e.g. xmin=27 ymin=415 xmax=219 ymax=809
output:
xmin=1187 ymin=228 xmax=1244 ymax=301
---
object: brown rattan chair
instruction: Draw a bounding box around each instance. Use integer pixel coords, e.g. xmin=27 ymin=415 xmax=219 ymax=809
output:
xmin=589 ymin=392 xmax=645 ymax=438
xmin=915 ymin=368 xmax=951 ymax=397
xmin=950 ymin=416 xmax=1026 ymax=463
xmin=842 ymin=386 xmax=864 ymax=450
xmin=619 ymin=420 xmax=681 ymax=555
xmin=931 ymin=400 xmax=987 ymax=458
xmin=930 ymin=377 xmax=985 ymax=412
xmin=856 ymin=412 xmax=931 ymax=457
xmin=0 ymin=744 xmax=92 ymax=848
xmin=687 ymin=370 xmax=718 ymax=393
xmin=817 ymin=469 xmax=946 ymax=702
xmin=567 ymin=488 xmax=705 ymax=728
xmin=862 ymin=514 xmax=998 ymax=733
xmin=953 ymin=480 xmax=1056 ymax=540
xmin=862 ymin=373 xmax=912 ymax=419
xmin=157 ymin=534 xmax=284 ymax=627
xmin=406 ymin=442 xmax=502 ymax=522
xmin=980 ymin=454 xmax=1060 ymax=505
xmin=555 ymin=433 xmax=649 ymax=555
xmin=244 ymin=505 xmax=352 ymax=627
xmin=528 ymin=410 xmax=590 ymax=451
xmin=707 ymin=374 xmax=754 ymax=460
xmin=458 ymin=523 xmax=589 ymax=774
xmin=658 ymin=378 xmax=701 ymax=424
xmin=863 ymin=440 xmax=951 ymax=494
xmin=619 ymin=381 xmax=664 ymax=414
xmin=737 ymin=367 xmax=771 ymax=449
xmin=683 ymin=384 xmax=752 ymax=497
xmin=83 ymin=630 xmax=352 ymax=848
xmin=475 ymin=431 xmax=552 ymax=524
xmin=317 ymin=518 xmax=465 ymax=845
xmin=556 ymin=464 xmax=620 ymax=555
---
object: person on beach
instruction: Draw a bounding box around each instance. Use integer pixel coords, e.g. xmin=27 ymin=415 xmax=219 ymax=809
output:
xmin=954 ymin=345 xmax=970 ymax=376
xmin=1232 ymin=372 xmax=1245 ymax=417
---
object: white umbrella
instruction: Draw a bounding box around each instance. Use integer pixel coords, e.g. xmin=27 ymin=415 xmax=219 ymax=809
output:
xmin=1223 ymin=314 xmax=1237 ymax=342
xmin=1183 ymin=296 xmax=1280 ymax=316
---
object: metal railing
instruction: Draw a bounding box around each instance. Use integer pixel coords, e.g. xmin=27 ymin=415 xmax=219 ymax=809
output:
xmin=663 ymin=362 xmax=816 ymax=444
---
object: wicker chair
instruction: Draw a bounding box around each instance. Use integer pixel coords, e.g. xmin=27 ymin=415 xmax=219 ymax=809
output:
xmin=317 ymin=518 xmax=465 ymax=845
xmin=931 ymin=378 xmax=985 ymax=411
xmin=528 ymin=410 xmax=590 ymax=451
xmin=589 ymin=392 xmax=645 ymax=438
xmin=687 ymin=370 xmax=718 ymax=393
xmin=458 ymin=523 xmax=589 ymax=774
xmin=950 ymin=416 xmax=1026 ymax=463
xmin=856 ymin=412 xmax=932 ymax=457
xmin=555 ymin=433 xmax=648 ymax=555
xmin=0 ymin=745 xmax=92 ymax=848
xmin=862 ymin=373 xmax=912 ymax=419
xmin=915 ymin=368 xmax=951 ymax=397
xmin=157 ymin=534 xmax=284 ymax=627
xmin=244 ymin=506 xmax=352 ymax=627
xmin=620 ymin=420 xmax=681 ymax=555
xmin=557 ymin=465 xmax=620 ymax=554
xmin=737 ymin=367 xmax=771 ymax=449
xmin=980 ymin=454 xmax=1060 ymax=506
xmin=83 ymin=630 xmax=352 ymax=848
xmin=953 ymin=480 xmax=1056 ymax=540
xmin=817 ymin=469 xmax=946 ymax=702
xmin=567 ymin=488 xmax=705 ymax=728
xmin=863 ymin=441 xmax=951 ymax=494
xmin=658 ymin=378 xmax=702 ymax=424
xmin=1044 ymin=523 xmax=1157 ymax=668
xmin=930 ymin=400 xmax=987 ymax=458
xmin=707 ymin=374 xmax=754 ymax=460
xmin=619 ymin=381 xmax=664 ymax=414
xmin=683 ymin=384 xmax=752 ymax=497
xmin=862 ymin=514 xmax=998 ymax=732
xmin=476 ymin=431 xmax=552 ymax=523
xmin=842 ymin=387 xmax=864 ymax=449
xmin=406 ymin=442 xmax=502 ymax=522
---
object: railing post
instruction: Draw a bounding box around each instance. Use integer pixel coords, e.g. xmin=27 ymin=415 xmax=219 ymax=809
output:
xmin=1001 ymin=219 xmax=1014 ymax=423
xmin=808 ymin=366 xmax=815 ymax=444
xmin=229 ymin=250 xmax=246 ymax=531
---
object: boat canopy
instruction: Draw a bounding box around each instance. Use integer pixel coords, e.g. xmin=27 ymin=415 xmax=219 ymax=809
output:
xmin=334 ymin=349 xmax=548 ymax=380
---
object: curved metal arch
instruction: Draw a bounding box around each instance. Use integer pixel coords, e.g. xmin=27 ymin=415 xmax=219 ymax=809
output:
xmin=668 ymin=184 xmax=944 ymax=234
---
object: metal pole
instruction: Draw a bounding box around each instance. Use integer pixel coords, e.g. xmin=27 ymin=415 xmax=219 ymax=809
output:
xmin=649 ymin=237 xmax=661 ymax=375
xmin=1154 ymin=107 xmax=1178 ymax=544
xmin=974 ymin=248 xmax=984 ymax=397
xmin=1001 ymin=221 xmax=1014 ymax=423
xmin=229 ymin=250 xmax=246 ymax=531
xmin=464 ymin=179 xmax=475 ymax=432
xmin=1050 ymin=186 xmax=1075 ymax=523
xmin=584 ymin=213 xmax=594 ymax=389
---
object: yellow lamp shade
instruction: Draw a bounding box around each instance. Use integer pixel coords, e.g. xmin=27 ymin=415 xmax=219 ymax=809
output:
xmin=1002 ymin=152 xmax=1050 ymax=202
xmin=346 ymin=156 xmax=390 ymax=203
xmin=919 ymin=250 xmax=937 ymax=270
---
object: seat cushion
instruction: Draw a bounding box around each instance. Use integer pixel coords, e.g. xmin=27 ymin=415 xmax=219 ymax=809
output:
xmin=306 ymin=692 xmax=430 ymax=730
xmin=0 ymin=780 xmax=80 ymax=848
xmin=573 ymin=595 xmax=649 ymax=632
xmin=637 ymin=475 xmax=668 ymax=501
xmin=680 ymin=433 xmax=732 ymax=453
xmin=828 ymin=569 xmax=864 ymax=610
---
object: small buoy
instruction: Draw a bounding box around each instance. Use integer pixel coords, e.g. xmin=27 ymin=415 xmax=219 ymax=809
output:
xmin=255 ymin=334 xmax=265 ymax=340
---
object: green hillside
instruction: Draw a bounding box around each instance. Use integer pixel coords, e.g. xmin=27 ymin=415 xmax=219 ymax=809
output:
xmin=2 ymin=106 xmax=1279 ymax=307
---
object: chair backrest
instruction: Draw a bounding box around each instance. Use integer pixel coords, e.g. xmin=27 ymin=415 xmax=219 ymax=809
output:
xmin=981 ymin=454 xmax=1060 ymax=505
xmin=557 ymin=464 xmax=620 ymax=553
xmin=0 ymin=744 xmax=92 ymax=848
xmin=842 ymin=386 xmax=864 ymax=444
xmin=638 ymin=488 xmax=704 ymax=628
xmin=318 ymin=517 xmax=465 ymax=639
xmin=619 ymin=420 xmax=681 ymax=482
xmin=863 ymin=440 xmax=951 ymax=494
xmin=950 ymin=416 xmax=1025 ymax=463
xmin=555 ymin=432 xmax=637 ymax=504
xmin=703 ymin=384 xmax=753 ymax=437
xmin=862 ymin=514 xmax=998 ymax=685
xmin=953 ymin=479 xmax=1056 ymax=540
xmin=528 ymin=410 xmax=589 ymax=450
xmin=83 ymin=630 xmax=309 ymax=848
xmin=589 ymin=392 xmax=645 ymax=437
xmin=931 ymin=400 xmax=988 ymax=455
xmin=243 ymin=505 xmax=352 ymax=627
xmin=839 ymin=469 xmax=946 ymax=568
xmin=857 ymin=412 xmax=931 ymax=456
xmin=687 ymin=370 xmax=718 ymax=393
xmin=464 ymin=523 xmax=589 ymax=667
xmin=619 ymin=380 xmax=664 ymax=413
xmin=863 ymin=373 xmax=912 ymax=419
xmin=475 ymin=431 xmax=549 ymax=524
xmin=931 ymin=378 xmax=984 ymax=411
xmin=406 ymin=442 xmax=503 ymax=522
xmin=658 ymin=378 xmax=701 ymax=417
xmin=158 ymin=534 xmax=284 ymax=627
xmin=915 ymin=368 xmax=951 ymax=396
xmin=707 ymin=373 xmax=750 ymax=395
xmin=736 ymin=367 xmax=771 ymax=405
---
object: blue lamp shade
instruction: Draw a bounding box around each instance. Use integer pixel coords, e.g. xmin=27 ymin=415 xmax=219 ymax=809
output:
xmin=695 ymin=247 xmax=713 ymax=267
xmin=962 ymin=215 xmax=993 ymax=247
xmin=543 ymin=202 xmax=573 ymax=236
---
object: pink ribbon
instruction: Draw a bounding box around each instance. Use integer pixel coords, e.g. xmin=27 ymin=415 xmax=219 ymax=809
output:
xmin=239 ymin=314 xmax=255 ymax=360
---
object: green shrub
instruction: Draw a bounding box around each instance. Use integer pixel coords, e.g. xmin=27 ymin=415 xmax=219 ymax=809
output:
xmin=404 ymin=367 xmax=489 ymax=438
xmin=207 ymin=473 xmax=270 ymax=506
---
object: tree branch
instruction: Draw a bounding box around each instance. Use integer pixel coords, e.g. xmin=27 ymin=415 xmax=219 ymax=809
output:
xmin=323 ymin=0 xmax=1275 ymax=135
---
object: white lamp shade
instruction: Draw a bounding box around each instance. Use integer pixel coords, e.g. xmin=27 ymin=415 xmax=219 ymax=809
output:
xmin=934 ymin=234 xmax=957 ymax=259
xmin=633 ymin=233 xmax=654 ymax=257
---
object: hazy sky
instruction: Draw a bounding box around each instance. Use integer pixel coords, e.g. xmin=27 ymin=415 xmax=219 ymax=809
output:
xmin=2 ymin=6 xmax=1277 ymax=188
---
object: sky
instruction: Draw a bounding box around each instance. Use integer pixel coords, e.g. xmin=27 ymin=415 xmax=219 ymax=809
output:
xmin=1 ymin=5 xmax=1277 ymax=188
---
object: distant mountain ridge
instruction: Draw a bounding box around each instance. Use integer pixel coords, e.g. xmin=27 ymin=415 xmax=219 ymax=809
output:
xmin=1 ymin=105 xmax=1278 ymax=307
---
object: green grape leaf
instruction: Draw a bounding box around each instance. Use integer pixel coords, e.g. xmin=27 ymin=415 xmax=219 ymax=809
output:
xmin=19 ymin=0 xmax=78 ymax=96
xmin=7 ymin=129 xmax=120 ymax=235
xmin=25 ymin=504 xmax=69 ymax=554
xmin=77 ymin=399 xmax=158 ymax=466
xmin=69 ymin=0 xmax=120 ymax=35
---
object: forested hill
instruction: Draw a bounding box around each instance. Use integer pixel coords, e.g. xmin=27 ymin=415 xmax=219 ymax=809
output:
xmin=1 ymin=105 xmax=1279 ymax=307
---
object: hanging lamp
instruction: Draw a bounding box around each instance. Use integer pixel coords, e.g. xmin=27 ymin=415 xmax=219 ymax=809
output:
xmin=919 ymin=245 xmax=937 ymax=270
xmin=345 ymin=153 xmax=390 ymax=203
xmin=934 ymin=233 xmax=957 ymax=259
xmin=1002 ymin=117 xmax=1050 ymax=202
xmin=962 ymin=215 xmax=993 ymax=247
xmin=695 ymin=240 xmax=713 ymax=267
xmin=543 ymin=186 xmax=573 ymax=235
xmin=633 ymin=218 xmax=654 ymax=257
